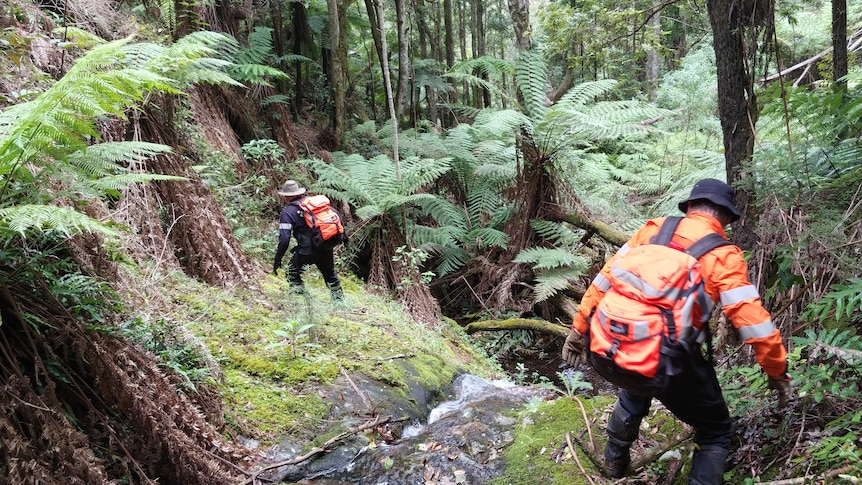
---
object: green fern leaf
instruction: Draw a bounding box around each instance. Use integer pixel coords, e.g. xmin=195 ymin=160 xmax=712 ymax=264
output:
xmin=0 ymin=205 xmax=119 ymax=237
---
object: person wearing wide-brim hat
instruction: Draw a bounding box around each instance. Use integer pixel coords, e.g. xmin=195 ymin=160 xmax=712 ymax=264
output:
xmin=561 ymin=178 xmax=791 ymax=484
xmin=272 ymin=180 xmax=343 ymax=301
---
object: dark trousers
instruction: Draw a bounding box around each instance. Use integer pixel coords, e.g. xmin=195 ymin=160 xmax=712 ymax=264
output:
xmin=608 ymin=351 xmax=733 ymax=456
xmin=287 ymin=250 xmax=341 ymax=290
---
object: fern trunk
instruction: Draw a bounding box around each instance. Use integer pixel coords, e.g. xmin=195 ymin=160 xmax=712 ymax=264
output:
xmin=137 ymin=96 xmax=254 ymax=286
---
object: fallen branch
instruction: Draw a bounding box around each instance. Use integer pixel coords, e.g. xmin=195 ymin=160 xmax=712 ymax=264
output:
xmin=464 ymin=318 xmax=569 ymax=339
xmin=553 ymin=212 xmax=629 ymax=247
xmin=629 ymin=429 xmax=693 ymax=472
xmin=572 ymin=395 xmax=596 ymax=453
xmin=340 ymin=365 xmax=374 ymax=414
xmin=240 ymin=415 xmax=392 ymax=485
xmin=753 ymin=465 xmax=854 ymax=485
xmin=355 ymin=353 xmax=414 ymax=361
xmin=566 ymin=431 xmax=597 ymax=485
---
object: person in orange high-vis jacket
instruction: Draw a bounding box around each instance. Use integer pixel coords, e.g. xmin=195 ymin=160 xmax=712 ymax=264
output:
xmin=561 ymin=179 xmax=792 ymax=485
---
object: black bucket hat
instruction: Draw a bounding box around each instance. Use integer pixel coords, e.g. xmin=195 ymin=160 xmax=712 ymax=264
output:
xmin=677 ymin=178 xmax=741 ymax=222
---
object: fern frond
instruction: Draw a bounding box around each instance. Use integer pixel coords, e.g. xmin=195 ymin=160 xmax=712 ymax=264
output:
xmin=432 ymin=246 xmax=473 ymax=276
xmin=84 ymin=173 xmax=186 ymax=192
xmin=515 ymin=49 xmax=548 ymax=120
xmin=448 ymin=56 xmax=514 ymax=77
xmin=66 ymin=142 xmax=173 ymax=177
xmin=415 ymin=197 xmax=468 ymax=231
xmin=228 ymin=63 xmax=288 ymax=85
xmin=279 ymin=54 xmax=317 ymax=64
xmin=464 ymin=227 xmax=509 ymax=249
xmin=472 ymin=109 xmax=531 ymax=137
xmin=530 ymin=219 xmax=577 ymax=246
xmin=556 ymin=79 xmax=618 ymax=107
xmin=441 ymin=72 xmax=506 ymax=101
xmin=399 ymin=157 xmax=452 ymax=194
xmin=0 ymin=204 xmax=118 ymax=237
xmin=261 ymin=94 xmax=291 ymax=106
xmin=513 ymin=246 xmax=585 ymax=269
xmin=233 ymin=27 xmax=274 ymax=64
xmin=532 ymin=267 xmax=580 ymax=302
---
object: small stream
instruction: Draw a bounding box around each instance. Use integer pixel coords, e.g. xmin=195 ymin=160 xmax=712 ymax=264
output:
xmin=262 ymin=373 xmax=556 ymax=484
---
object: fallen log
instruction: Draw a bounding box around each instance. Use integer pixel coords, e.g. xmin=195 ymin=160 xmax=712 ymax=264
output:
xmin=464 ymin=317 xmax=570 ymax=338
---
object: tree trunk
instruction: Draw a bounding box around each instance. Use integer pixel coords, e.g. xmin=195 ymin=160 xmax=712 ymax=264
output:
xmin=443 ymin=0 xmax=456 ymax=126
xmin=326 ymin=0 xmax=347 ymax=149
xmin=706 ymin=0 xmax=759 ymax=250
xmin=645 ymin=3 xmax=661 ymax=100
xmin=394 ymin=0 xmax=410 ymax=123
xmin=833 ymin=0 xmax=848 ymax=88
xmin=507 ymin=0 xmax=531 ymax=51
xmin=292 ymin=2 xmax=310 ymax=121
xmin=476 ymin=0 xmax=490 ymax=107
xmin=365 ymin=0 xmax=388 ymax=118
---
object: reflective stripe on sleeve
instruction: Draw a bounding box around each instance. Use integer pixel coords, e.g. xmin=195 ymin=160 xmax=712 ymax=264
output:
xmin=738 ymin=319 xmax=776 ymax=340
xmin=591 ymin=274 xmax=611 ymax=292
xmin=720 ymin=285 xmax=760 ymax=306
xmin=279 ymin=223 xmax=292 ymax=230
xmin=617 ymin=243 xmax=631 ymax=256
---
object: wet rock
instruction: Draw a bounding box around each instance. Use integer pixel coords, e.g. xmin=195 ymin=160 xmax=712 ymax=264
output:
xmin=304 ymin=374 xmax=555 ymax=484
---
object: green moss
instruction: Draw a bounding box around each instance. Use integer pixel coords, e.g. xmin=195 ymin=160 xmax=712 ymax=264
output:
xmin=222 ymin=368 xmax=330 ymax=441
xmin=139 ymin=270 xmax=502 ymax=447
xmin=490 ymin=396 xmax=614 ymax=484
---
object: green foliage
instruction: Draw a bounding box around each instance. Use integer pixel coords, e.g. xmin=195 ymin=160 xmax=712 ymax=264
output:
xmin=225 ymin=28 xmax=288 ymax=86
xmin=790 ymin=328 xmax=862 ymax=403
xmin=515 ymin=49 xmax=549 ymax=120
xmin=392 ymin=245 xmax=435 ymax=290
xmin=240 ymin=138 xmax=284 ymax=164
xmin=802 ymin=278 xmax=862 ymax=326
xmin=444 ymin=56 xmax=514 ymax=105
xmin=557 ymin=368 xmax=593 ymax=396
xmin=120 ymin=316 xmax=213 ymax=392
xmin=513 ymin=245 xmax=589 ymax=302
xmin=268 ymin=319 xmax=320 ymax=360
xmin=0 ymin=30 xmax=239 ymax=241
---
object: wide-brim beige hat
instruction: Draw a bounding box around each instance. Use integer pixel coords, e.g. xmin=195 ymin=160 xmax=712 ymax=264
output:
xmin=278 ymin=180 xmax=307 ymax=196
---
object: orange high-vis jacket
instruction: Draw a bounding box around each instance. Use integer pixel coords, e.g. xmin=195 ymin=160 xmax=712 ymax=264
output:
xmin=573 ymin=212 xmax=788 ymax=378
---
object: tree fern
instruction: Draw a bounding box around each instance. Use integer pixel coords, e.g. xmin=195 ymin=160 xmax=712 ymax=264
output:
xmin=0 ymin=30 xmax=240 ymax=239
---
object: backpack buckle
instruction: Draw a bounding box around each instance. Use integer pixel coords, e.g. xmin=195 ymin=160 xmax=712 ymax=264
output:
xmin=606 ymin=339 xmax=620 ymax=358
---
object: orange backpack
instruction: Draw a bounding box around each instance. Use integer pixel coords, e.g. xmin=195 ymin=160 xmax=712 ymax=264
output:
xmin=586 ymin=217 xmax=730 ymax=395
xmin=298 ymin=195 xmax=346 ymax=250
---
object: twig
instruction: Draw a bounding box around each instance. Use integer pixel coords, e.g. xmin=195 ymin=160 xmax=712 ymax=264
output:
xmin=572 ymin=395 xmax=596 ymax=453
xmin=753 ymin=465 xmax=854 ymax=485
xmin=240 ymin=415 xmax=391 ymax=485
xmin=340 ymin=364 xmax=375 ymax=414
xmin=566 ymin=431 xmax=597 ymax=485
xmin=629 ymin=429 xmax=693 ymax=473
xmin=355 ymin=353 xmax=414 ymax=361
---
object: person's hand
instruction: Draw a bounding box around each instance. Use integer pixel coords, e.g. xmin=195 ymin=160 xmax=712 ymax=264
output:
xmin=768 ymin=373 xmax=793 ymax=409
xmin=562 ymin=330 xmax=585 ymax=368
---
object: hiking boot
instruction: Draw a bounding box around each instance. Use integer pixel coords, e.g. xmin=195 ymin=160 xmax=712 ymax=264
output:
xmin=604 ymin=456 xmax=631 ymax=478
xmin=288 ymin=285 xmax=308 ymax=296
xmin=689 ymin=445 xmax=728 ymax=485
xmin=603 ymin=400 xmax=640 ymax=478
xmin=330 ymin=287 xmax=344 ymax=302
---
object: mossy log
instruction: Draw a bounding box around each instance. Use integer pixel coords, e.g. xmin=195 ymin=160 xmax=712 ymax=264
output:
xmin=465 ymin=318 xmax=570 ymax=339
xmin=555 ymin=212 xmax=630 ymax=247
